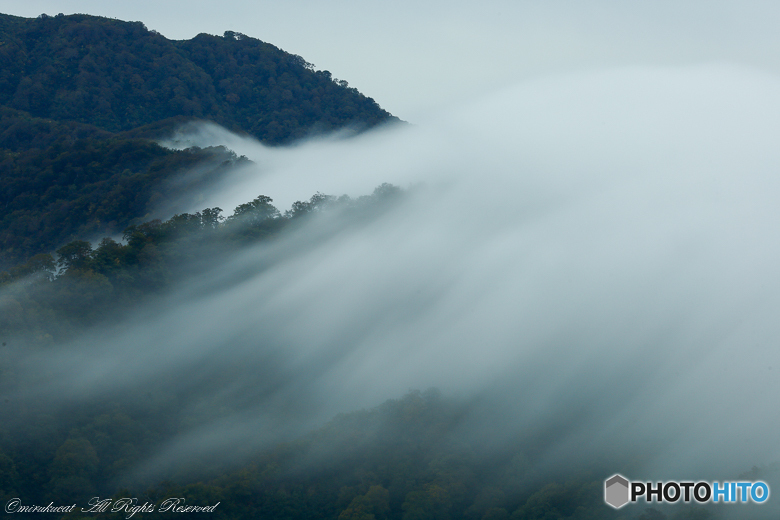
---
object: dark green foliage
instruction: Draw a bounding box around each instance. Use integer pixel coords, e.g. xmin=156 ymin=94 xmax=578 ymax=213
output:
xmin=0 ymin=385 xmax=634 ymax=520
xmin=55 ymin=240 xmax=92 ymax=270
xmin=0 ymin=107 xmax=111 ymax=152
xmin=0 ymin=138 xmax=244 ymax=268
xmin=176 ymin=31 xmax=396 ymax=142
xmin=0 ymin=10 xmax=399 ymax=270
xmin=0 ymin=186 xmax=404 ymax=342
xmin=42 ymin=391 xmax=628 ymax=520
xmin=0 ymin=13 xmax=675 ymax=518
xmin=509 ymin=481 xmax=603 ymax=520
xmin=0 ymin=185 xmax=728 ymax=519
xmin=0 ymin=13 xmax=398 ymax=143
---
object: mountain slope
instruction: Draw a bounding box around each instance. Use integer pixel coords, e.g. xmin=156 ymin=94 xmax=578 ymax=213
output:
xmin=0 ymin=138 xmax=245 ymax=268
xmin=0 ymin=12 xmax=400 ymax=268
xmin=0 ymin=12 xmax=398 ymax=144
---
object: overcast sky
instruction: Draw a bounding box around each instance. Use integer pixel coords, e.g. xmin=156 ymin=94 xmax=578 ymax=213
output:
xmin=2 ymin=0 xmax=780 ymax=121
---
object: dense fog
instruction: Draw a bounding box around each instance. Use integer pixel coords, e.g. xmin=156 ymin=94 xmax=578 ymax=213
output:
xmin=5 ymin=65 xmax=780 ymax=505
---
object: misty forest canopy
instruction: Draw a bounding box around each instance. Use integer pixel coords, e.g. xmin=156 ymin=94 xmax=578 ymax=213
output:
xmin=0 ymin=184 xmax=404 ymax=342
xmin=0 ymin=11 xmax=399 ymax=268
xmin=0 ymin=187 xmax=725 ymax=520
xmin=0 ymin=11 xmax=750 ymax=520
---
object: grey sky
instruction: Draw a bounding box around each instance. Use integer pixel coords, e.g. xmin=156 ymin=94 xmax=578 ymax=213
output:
xmin=2 ymin=1 xmax=780 ymax=120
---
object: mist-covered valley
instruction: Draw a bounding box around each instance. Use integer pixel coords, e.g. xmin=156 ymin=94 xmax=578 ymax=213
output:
xmin=2 ymin=59 xmax=780 ymax=519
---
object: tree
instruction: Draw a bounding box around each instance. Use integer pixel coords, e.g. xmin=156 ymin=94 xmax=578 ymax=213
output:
xmin=403 ymin=484 xmax=452 ymax=520
xmin=339 ymin=486 xmax=390 ymax=520
xmin=285 ymin=192 xmax=335 ymax=218
xmin=199 ymin=207 xmax=223 ymax=229
xmin=229 ymin=195 xmax=280 ymax=226
xmin=55 ymin=240 xmax=93 ymax=271
xmin=48 ymin=437 xmax=100 ymax=501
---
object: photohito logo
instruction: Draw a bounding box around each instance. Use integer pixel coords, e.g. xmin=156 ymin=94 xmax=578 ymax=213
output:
xmin=605 ymin=475 xmax=630 ymax=508
xmin=604 ymin=475 xmax=769 ymax=509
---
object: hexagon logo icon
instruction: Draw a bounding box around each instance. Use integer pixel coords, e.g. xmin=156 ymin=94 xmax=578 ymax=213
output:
xmin=605 ymin=474 xmax=630 ymax=509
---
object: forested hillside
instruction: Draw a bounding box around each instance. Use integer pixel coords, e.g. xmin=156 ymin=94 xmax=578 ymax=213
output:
xmin=0 ymin=135 xmax=245 ymax=268
xmin=0 ymin=12 xmax=399 ymax=269
xmin=0 ymin=185 xmax=401 ymax=342
xmin=0 ymin=11 xmax=746 ymax=520
xmin=0 ymin=13 xmax=397 ymax=142
xmin=0 ymin=187 xmax=724 ymax=519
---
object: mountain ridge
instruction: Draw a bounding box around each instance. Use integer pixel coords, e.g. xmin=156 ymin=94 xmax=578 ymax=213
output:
xmin=0 ymin=12 xmax=399 ymax=144
xmin=0 ymin=11 xmax=400 ymax=268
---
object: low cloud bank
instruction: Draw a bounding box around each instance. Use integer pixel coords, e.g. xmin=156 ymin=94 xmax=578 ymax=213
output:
xmin=7 ymin=64 xmax=780 ymax=491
